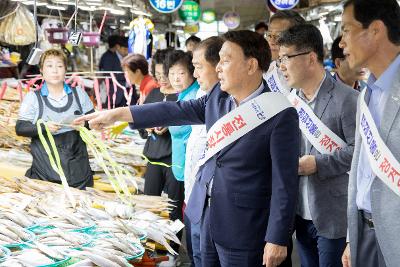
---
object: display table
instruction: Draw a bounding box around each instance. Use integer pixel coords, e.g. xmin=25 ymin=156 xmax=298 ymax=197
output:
xmin=0 ymin=162 xmax=27 ymax=179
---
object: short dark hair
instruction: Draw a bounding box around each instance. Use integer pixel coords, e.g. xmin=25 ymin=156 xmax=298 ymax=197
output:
xmin=195 ymin=36 xmax=224 ymax=67
xmin=39 ymin=49 xmax=67 ymax=70
xmin=269 ymin=10 xmax=306 ymax=27
xmin=222 ymin=30 xmax=271 ymax=72
xmin=164 ymin=50 xmax=195 ymax=77
xmin=331 ymin=36 xmax=344 ymax=64
xmin=151 ymin=48 xmax=174 ymax=77
xmin=255 ymin=21 xmax=268 ymax=31
xmin=121 ymin=53 xmax=149 ymax=75
xmin=117 ymin=36 xmax=128 ymax=48
xmin=344 ymin=0 xmax=400 ymax=45
xmin=278 ymin=24 xmax=324 ymax=64
xmin=185 ymin=35 xmax=201 ymax=46
xmin=107 ymin=35 xmax=120 ymax=48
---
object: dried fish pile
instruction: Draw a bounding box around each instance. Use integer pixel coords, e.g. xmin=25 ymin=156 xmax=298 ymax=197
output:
xmin=0 ymin=214 xmax=34 ymax=245
xmin=0 ymin=97 xmax=30 ymax=153
xmin=0 ymin=176 xmax=181 ymax=266
xmin=0 ymin=247 xmax=67 ymax=267
xmin=88 ymin=130 xmax=147 ymax=170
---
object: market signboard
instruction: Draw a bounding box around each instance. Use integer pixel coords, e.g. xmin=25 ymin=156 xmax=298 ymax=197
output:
xmin=269 ymin=0 xmax=299 ymax=10
xmin=184 ymin=23 xmax=199 ymax=34
xmin=223 ymin=11 xmax=240 ymax=29
xmin=202 ymin=9 xmax=216 ymax=23
xmin=149 ymin=0 xmax=184 ymax=13
xmin=178 ymin=1 xmax=201 ymax=24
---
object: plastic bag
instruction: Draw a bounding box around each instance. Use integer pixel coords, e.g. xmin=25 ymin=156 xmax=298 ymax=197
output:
xmin=0 ymin=5 xmax=39 ymax=46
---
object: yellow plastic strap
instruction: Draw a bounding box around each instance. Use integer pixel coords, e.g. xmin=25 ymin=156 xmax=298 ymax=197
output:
xmin=36 ymin=119 xmax=76 ymax=208
xmin=79 ymin=127 xmax=135 ymax=204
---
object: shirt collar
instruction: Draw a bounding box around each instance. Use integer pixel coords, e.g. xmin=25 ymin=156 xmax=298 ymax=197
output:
xmin=368 ymin=54 xmax=400 ymax=92
xmin=116 ymin=51 xmax=123 ymax=61
xmin=230 ymin=81 xmax=264 ymax=108
xmin=298 ymin=72 xmax=327 ymax=104
xmin=41 ymin=82 xmax=72 ymax=97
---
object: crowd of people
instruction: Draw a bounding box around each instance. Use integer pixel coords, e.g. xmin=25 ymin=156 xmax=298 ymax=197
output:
xmin=15 ymin=0 xmax=400 ymax=266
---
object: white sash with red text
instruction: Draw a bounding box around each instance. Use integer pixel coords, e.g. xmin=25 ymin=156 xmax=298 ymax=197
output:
xmin=359 ymin=89 xmax=400 ymax=197
xmin=264 ymin=63 xmax=290 ymax=96
xmin=287 ymin=90 xmax=347 ymax=155
xmin=266 ymin=66 xmax=347 ymax=155
xmin=196 ymin=92 xmax=291 ymax=169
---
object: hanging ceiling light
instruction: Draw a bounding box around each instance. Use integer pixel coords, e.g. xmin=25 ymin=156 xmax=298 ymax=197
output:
xmin=53 ymin=0 xmax=77 ymax=5
xmin=47 ymin=4 xmax=67 ymax=10
xmin=78 ymin=5 xmax=96 ymax=11
xmin=22 ymin=0 xmax=47 ymax=6
xmin=100 ymin=0 xmax=126 ymax=15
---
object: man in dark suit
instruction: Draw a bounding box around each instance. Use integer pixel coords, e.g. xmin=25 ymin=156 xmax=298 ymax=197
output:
xmin=74 ymin=30 xmax=300 ymax=267
xmin=99 ymin=35 xmax=132 ymax=107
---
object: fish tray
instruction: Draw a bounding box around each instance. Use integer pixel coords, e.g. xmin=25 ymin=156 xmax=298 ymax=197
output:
xmin=0 ymin=246 xmax=11 ymax=262
xmin=3 ymin=229 xmax=36 ymax=249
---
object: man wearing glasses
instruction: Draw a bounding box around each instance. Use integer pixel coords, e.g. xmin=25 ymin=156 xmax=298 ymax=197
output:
xmin=278 ymin=24 xmax=359 ymax=267
xmin=263 ymin=10 xmax=305 ymax=92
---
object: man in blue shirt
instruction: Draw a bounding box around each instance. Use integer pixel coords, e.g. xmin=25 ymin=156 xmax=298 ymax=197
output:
xmin=340 ymin=1 xmax=400 ymax=266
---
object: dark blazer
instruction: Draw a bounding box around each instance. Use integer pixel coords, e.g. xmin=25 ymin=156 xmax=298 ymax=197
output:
xmin=130 ymin=82 xmax=300 ymax=250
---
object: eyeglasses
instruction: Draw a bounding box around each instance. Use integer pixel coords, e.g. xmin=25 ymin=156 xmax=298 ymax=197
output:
xmin=276 ymin=51 xmax=312 ymax=67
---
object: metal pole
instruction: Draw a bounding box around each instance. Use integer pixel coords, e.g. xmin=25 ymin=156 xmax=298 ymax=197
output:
xmin=90 ymin=11 xmax=94 ymax=74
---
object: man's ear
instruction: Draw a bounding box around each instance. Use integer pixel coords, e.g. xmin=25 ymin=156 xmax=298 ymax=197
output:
xmin=247 ymin=58 xmax=259 ymax=75
xmin=334 ymin=58 xmax=341 ymax=69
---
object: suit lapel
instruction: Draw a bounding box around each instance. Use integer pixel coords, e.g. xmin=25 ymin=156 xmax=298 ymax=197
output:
xmin=380 ymin=74 xmax=400 ymax=142
xmin=307 ymin=74 xmax=333 ymax=154
xmin=314 ymin=74 xmax=334 ymax=119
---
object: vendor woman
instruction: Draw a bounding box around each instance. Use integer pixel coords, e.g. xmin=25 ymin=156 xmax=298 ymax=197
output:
xmin=15 ymin=49 xmax=94 ymax=189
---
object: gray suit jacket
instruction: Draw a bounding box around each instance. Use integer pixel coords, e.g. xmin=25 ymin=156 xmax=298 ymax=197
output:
xmin=348 ymin=71 xmax=400 ymax=267
xmin=301 ymin=73 xmax=358 ymax=239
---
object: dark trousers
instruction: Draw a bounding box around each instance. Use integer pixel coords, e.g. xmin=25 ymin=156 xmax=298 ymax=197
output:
xmin=295 ymin=215 xmax=346 ymax=267
xmin=200 ymin=204 xmax=293 ymax=267
xmin=185 ymin=213 xmax=201 ymax=267
xmin=356 ymin=211 xmax=386 ymax=267
xmin=144 ymin=156 xmax=184 ymax=252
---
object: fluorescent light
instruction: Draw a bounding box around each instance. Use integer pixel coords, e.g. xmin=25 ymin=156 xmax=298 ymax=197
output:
xmin=53 ymin=0 xmax=76 ymax=5
xmin=22 ymin=1 xmax=47 ymax=6
xmin=85 ymin=2 xmax=102 ymax=5
xmin=47 ymin=4 xmax=67 ymax=10
xmin=110 ymin=9 xmax=126 ymax=15
xmin=117 ymin=3 xmax=132 ymax=8
xmin=131 ymin=10 xmax=152 ymax=17
xmin=78 ymin=5 xmax=96 ymax=11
